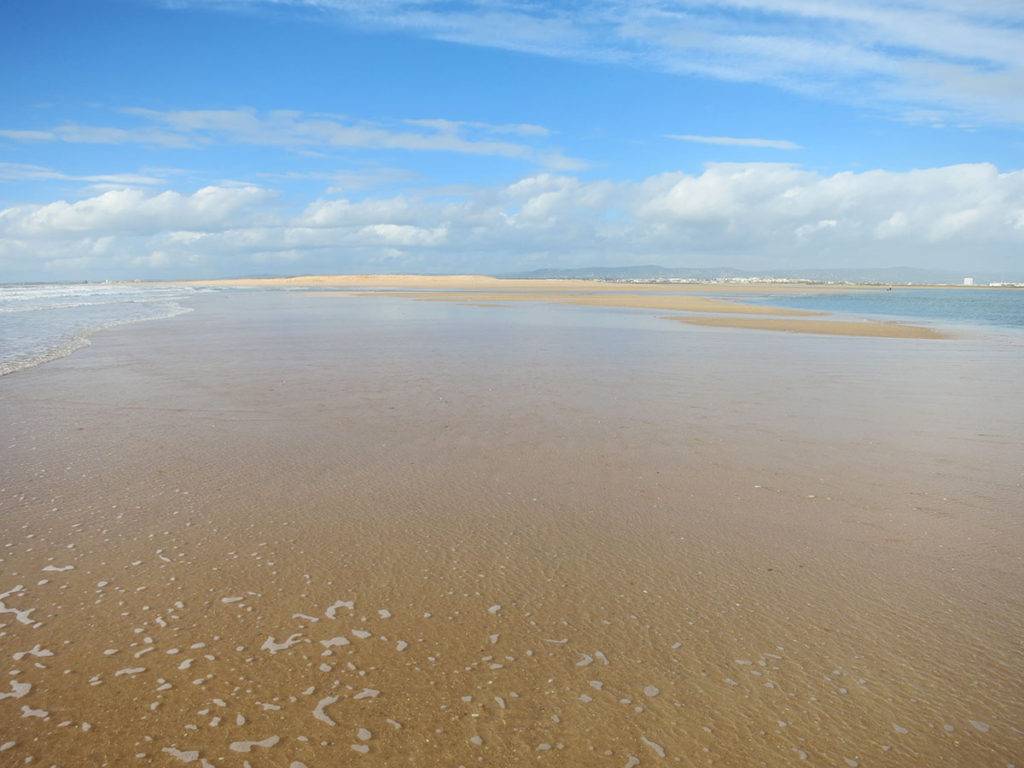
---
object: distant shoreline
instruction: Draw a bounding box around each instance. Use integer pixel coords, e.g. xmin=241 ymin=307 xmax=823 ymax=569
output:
xmin=4 ymin=274 xmax=1021 ymax=290
xmin=177 ymin=274 xmax=956 ymax=338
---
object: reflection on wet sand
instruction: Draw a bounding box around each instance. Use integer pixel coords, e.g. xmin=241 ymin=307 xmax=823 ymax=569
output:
xmin=0 ymin=291 xmax=1020 ymax=767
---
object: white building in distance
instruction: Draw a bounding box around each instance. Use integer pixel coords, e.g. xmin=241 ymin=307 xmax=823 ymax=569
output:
xmin=963 ymin=277 xmax=975 ymax=286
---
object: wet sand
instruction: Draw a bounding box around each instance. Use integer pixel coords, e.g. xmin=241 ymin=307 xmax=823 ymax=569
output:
xmin=675 ymin=316 xmax=948 ymax=339
xmin=349 ymin=291 xmax=821 ymax=316
xmin=1 ymin=291 xmax=1022 ymax=767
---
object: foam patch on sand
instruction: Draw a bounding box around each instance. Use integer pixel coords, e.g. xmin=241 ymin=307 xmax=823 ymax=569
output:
xmin=162 ymin=747 xmax=200 ymax=763
xmin=261 ymin=634 xmax=302 ymax=654
xmin=312 ymin=696 xmax=339 ymax=726
xmin=0 ymin=585 xmax=35 ymax=625
xmin=13 ymin=644 xmax=53 ymax=661
xmin=325 ymin=600 xmax=354 ymax=618
xmin=0 ymin=681 xmax=32 ymax=700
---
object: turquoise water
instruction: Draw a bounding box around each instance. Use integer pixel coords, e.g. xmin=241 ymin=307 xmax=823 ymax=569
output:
xmin=741 ymin=288 xmax=1024 ymax=329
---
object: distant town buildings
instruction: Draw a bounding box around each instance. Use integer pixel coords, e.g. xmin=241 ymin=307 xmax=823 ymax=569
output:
xmin=963 ymin=277 xmax=975 ymax=286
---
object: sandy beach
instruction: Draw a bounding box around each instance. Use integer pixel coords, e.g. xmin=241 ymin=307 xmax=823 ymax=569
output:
xmin=6 ymin=0 xmax=1024 ymax=763
xmin=1 ymin=289 xmax=1021 ymax=767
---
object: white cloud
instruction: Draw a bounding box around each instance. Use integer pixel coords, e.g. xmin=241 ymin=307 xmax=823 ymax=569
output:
xmin=163 ymin=1 xmax=1024 ymax=126
xmin=2 ymin=162 xmax=1023 ymax=280
xmin=0 ymin=108 xmax=582 ymax=170
xmin=0 ymin=129 xmax=55 ymax=141
xmin=0 ymin=162 xmax=166 ymax=187
xmin=0 ymin=185 xmax=274 ymax=238
xmin=666 ymin=134 xmax=800 ymax=150
xmin=358 ymin=223 xmax=448 ymax=246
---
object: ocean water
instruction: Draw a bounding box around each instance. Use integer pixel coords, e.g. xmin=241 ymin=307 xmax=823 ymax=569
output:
xmin=741 ymin=288 xmax=1024 ymax=329
xmin=0 ymin=282 xmax=198 ymax=375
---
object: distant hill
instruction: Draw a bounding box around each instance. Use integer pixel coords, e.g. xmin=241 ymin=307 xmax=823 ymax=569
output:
xmin=503 ymin=265 xmax=1017 ymax=284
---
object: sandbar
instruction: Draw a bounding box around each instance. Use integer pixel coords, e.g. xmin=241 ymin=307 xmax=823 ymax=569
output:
xmin=676 ymin=315 xmax=948 ymax=339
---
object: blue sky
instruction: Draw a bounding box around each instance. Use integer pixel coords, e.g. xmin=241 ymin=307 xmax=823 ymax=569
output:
xmin=2 ymin=0 xmax=1023 ymax=280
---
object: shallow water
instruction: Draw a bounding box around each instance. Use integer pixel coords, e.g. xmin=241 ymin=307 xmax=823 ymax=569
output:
xmin=0 ymin=291 xmax=1021 ymax=767
xmin=742 ymin=287 xmax=1024 ymax=329
xmin=0 ymin=283 xmax=198 ymax=375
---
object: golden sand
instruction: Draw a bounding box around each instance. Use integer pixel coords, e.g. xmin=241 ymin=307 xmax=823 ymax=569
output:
xmin=675 ymin=315 xmax=949 ymax=339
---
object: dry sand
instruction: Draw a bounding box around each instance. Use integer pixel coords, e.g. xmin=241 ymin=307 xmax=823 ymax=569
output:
xmin=0 ymin=290 xmax=1020 ymax=767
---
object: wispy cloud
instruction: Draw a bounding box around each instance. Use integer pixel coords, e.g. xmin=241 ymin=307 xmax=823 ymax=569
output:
xmin=666 ymin=134 xmax=800 ymax=150
xmin=0 ymin=125 xmax=195 ymax=147
xmin=255 ymin=166 xmax=420 ymax=194
xmin=0 ymin=108 xmax=583 ymax=170
xmin=159 ymin=1 xmax=1024 ymax=126
xmin=0 ymin=162 xmax=167 ymax=187
xmin=0 ymin=129 xmax=58 ymax=141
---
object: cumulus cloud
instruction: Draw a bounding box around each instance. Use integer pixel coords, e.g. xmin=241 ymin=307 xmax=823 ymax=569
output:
xmin=1 ymin=185 xmax=274 ymax=238
xmin=162 ymin=1 xmax=1024 ymax=126
xmin=1 ymin=163 xmax=1022 ymax=280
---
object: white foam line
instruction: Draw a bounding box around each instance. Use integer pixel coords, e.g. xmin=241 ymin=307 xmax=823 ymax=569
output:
xmin=0 ymin=300 xmax=193 ymax=377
